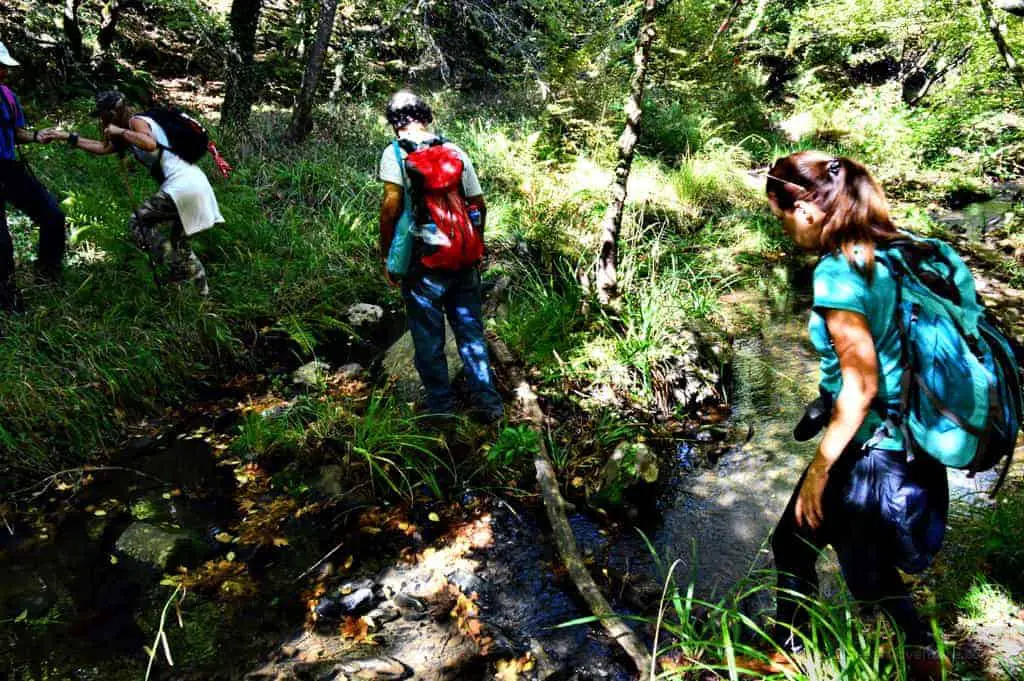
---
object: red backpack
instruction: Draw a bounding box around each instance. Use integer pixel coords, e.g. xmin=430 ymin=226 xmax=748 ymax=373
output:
xmin=401 ymin=138 xmax=484 ymax=270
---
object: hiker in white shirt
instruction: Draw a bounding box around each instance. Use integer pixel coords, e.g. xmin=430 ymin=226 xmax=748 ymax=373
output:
xmin=45 ymin=91 xmax=223 ymax=295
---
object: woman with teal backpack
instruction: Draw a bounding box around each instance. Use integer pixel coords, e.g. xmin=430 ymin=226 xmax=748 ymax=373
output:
xmin=756 ymin=152 xmax=960 ymax=679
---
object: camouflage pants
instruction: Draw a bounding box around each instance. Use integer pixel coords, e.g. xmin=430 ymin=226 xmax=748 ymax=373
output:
xmin=130 ymin=191 xmax=208 ymax=294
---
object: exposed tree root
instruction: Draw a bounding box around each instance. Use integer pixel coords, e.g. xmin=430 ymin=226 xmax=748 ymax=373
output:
xmin=487 ymin=331 xmax=654 ymax=677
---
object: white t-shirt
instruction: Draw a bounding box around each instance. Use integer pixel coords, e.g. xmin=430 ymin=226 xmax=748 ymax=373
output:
xmin=378 ymin=132 xmax=483 ymax=197
xmin=131 ymin=115 xmax=225 ymax=236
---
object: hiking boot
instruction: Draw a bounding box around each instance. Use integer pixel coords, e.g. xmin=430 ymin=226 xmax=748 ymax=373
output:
xmin=905 ymin=645 xmax=950 ymax=681
xmin=468 ymin=406 xmax=504 ymax=426
xmin=193 ymin=272 xmax=210 ymax=297
xmin=166 ymin=269 xmax=210 ymax=297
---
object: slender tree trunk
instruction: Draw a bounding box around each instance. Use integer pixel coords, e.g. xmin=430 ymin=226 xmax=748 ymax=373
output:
xmin=98 ymin=0 xmax=129 ymax=52
xmin=221 ymin=0 xmax=264 ymax=127
xmin=595 ymin=0 xmax=658 ymax=307
xmin=63 ymin=0 xmax=84 ymax=62
xmin=287 ymin=0 xmax=340 ymax=142
xmin=980 ymin=0 xmax=1024 ymax=92
xmin=741 ymin=0 xmax=770 ymax=40
xmin=705 ymin=0 xmax=743 ymax=57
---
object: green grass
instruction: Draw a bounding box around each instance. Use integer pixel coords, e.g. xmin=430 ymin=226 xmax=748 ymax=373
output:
xmin=0 ymin=101 xmax=388 ymax=485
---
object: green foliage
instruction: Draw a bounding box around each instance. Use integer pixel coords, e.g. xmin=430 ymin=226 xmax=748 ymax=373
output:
xmin=0 ymin=101 xmax=389 ymax=484
xmin=486 ymin=425 xmax=540 ymax=468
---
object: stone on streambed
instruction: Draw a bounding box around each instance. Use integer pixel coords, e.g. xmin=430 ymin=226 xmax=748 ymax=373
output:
xmin=114 ymin=521 xmax=207 ymax=571
xmin=315 ymin=579 xmax=381 ymax=621
xmin=317 ymin=656 xmax=412 ymax=680
xmin=595 ymin=441 xmax=659 ymax=507
xmin=346 ymin=303 xmax=385 ymax=327
xmin=382 ymin=321 xmax=461 ymax=403
xmin=293 ymin=360 xmax=332 ymax=388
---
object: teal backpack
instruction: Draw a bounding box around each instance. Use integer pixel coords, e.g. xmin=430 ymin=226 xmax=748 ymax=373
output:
xmin=877 ymin=238 xmax=1023 ymax=491
xmin=385 ymin=140 xmax=416 ymax=277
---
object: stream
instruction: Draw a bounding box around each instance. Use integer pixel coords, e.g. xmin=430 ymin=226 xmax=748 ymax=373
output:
xmin=1 ymin=190 xmax=1021 ymax=680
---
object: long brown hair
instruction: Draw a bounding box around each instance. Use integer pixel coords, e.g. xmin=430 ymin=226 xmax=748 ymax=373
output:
xmin=766 ymin=151 xmax=900 ymax=278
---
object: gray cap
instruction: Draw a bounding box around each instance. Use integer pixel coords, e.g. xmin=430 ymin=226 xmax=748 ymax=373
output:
xmin=0 ymin=42 xmax=19 ymax=67
xmin=90 ymin=90 xmax=126 ymax=116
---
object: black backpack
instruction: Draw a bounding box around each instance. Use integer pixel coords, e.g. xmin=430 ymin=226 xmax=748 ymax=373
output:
xmin=142 ymin=107 xmax=209 ymax=164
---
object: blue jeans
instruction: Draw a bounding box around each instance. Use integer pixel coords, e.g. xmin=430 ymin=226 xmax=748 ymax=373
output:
xmin=0 ymin=160 xmax=66 ymax=283
xmin=401 ymin=267 xmax=503 ymax=419
xmin=771 ymin=445 xmax=948 ymax=646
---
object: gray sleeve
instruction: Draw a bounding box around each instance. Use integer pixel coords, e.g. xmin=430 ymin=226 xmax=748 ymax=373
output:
xmin=379 ymin=145 xmax=404 ymax=185
xmin=454 ymin=145 xmax=483 ymax=197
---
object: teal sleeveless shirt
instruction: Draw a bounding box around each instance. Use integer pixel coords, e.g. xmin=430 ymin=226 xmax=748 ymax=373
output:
xmin=809 ymin=247 xmax=904 ymax=450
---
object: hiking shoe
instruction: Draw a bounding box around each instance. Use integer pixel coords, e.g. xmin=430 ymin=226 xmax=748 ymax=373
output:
xmin=468 ymin=407 xmax=504 ymax=426
xmin=905 ymin=645 xmax=950 ymax=681
xmin=194 ymin=272 xmax=210 ymax=297
xmin=167 ymin=270 xmax=210 ymax=296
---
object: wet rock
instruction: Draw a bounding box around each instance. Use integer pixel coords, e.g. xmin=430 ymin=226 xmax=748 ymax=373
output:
xmin=114 ymin=522 xmax=207 ymax=571
xmin=129 ymin=495 xmax=166 ymax=522
xmin=319 ymin=656 xmax=411 ymax=680
xmin=651 ymin=330 xmax=724 ymax=417
xmin=315 ymin=587 xmax=377 ymax=620
xmin=261 ymin=401 xmax=296 ymax=419
xmin=478 ymin=620 xmax=528 ymax=659
xmin=1 ymin=572 xmax=57 ymax=620
xmin=293 ymin=361 xmax=331 ymax=388
xmin=947 ymin=186 xmax=992 ymax=209
xmin=446 ymin=570 xmax=485 ymax=597
xmin=346 ymin=304 xmax=385 ymax=327
xmin=365 ymin=602 xmax=401 ymax=630
xmin=596 ymin=442 xmax=658 ymax=507
xmin=383 ymin=323 xmax=461 ymax=403
xmin=389 ymin=591 xmax=426 ymax=619
xmin=337 ymin=363 xmax=365 ymax=379
xmin=314 ymin=465 xmax=347 ymax=498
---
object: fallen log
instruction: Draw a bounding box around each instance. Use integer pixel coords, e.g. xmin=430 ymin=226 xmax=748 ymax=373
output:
xmin=486 ymin=331 xmax=653 ymax=676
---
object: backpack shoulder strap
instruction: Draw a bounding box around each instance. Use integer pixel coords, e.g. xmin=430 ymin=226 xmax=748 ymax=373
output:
xmin=0 ymin=85 xmax=20 ymax=129
xmin=392 ymin=140 xmax=411 ymax=212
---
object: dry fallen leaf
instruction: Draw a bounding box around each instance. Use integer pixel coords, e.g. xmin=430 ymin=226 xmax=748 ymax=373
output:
xmin=339 ymin=616 xmax=373 ymax=644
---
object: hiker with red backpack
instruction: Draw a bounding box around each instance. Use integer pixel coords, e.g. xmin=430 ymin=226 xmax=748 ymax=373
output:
xmin=0 ymin=40 xmax=67 ymax=314
xmin=46 ymin=90 xmax=228 ymax=296
xmin=378 ymin=91 xmax=503 ymax=425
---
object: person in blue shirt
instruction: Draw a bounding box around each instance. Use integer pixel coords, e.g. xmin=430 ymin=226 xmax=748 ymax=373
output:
xmin=0 ymin=41 xmax=66 ymax=314
xmin=753 ymin=152 xmax=948 ymax=679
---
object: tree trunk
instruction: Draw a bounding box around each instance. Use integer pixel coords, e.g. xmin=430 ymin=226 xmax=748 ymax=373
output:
xmin=63 ymin=0 xmax=84 ymax=62
xmin=980 ymin=0 xmax=1024 ymax=91
xmin=287 ymin=0 xmax=340 ymax=142
xmin=595 ymin=0 xmax=658 ymax=308
xmin=221 ymin=0 xmax=264 ymax=127
xmin=97 ymin=0 xmax=132 ymax=52
xmin=741 ymin=0 xmax=770 ymax=40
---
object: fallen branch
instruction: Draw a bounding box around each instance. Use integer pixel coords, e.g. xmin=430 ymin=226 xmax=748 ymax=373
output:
xmin=9 ymin=466 xmax=166 ymax=500
xmin=486 ymin=331 xmax=653 ymax=676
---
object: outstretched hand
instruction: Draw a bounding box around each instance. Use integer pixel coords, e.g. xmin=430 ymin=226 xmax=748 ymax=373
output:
xmin=36 ymin=128 xmax=62 ymax=144
xmin=794 ymin=456 xmax=829 ymax=530
xmin=383 ymin=264 xmax=399 ymax=288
